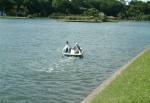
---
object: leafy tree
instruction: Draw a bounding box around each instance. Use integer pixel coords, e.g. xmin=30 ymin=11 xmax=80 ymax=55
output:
xmin=0 ymin=0 xmax=14 ymax=14
xmin=0 ymin=0 xmax=149 ymax=20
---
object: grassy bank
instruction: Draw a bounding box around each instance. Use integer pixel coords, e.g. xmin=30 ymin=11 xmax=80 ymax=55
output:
xmin=91 ymin=49 xmax=150 ymax=103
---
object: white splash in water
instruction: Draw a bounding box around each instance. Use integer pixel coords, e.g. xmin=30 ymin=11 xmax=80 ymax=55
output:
xmin=47 ymin=68 xmax=54 ymax=73
xmin=46 ymin=57 xmax=76 ymax=73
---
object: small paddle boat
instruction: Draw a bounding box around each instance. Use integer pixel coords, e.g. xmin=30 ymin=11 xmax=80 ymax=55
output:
xmin=62 ymin=41 xmax=83 ymax=58
xmin=62 ymin=48 xmax=83 ymax=58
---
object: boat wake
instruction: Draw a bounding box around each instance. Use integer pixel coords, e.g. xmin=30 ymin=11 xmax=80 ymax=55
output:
xmin=46 ymin=57 xmax=76 ymax=73
xmin=26 ymin=56 xmax=77 ymax=74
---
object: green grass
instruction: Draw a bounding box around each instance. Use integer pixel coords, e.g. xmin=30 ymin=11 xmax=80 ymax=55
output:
xmin=91 ymin=49 xmax=150 ymax=103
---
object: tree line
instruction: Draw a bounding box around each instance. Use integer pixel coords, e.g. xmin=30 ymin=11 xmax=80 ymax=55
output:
xmin=0 ymin=0 xmax=150 ymax=20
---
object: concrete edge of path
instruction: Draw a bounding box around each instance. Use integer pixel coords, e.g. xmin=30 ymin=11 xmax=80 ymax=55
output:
xmin=81 ymin=48 xmax=149 ymax=103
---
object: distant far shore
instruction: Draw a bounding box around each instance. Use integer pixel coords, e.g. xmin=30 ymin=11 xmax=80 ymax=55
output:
xmin=49 ymin=15 xmax=120 ymax=23
xmin=1 ymin=16 xmax=149 ymax=23
xmin=0 ymin=16 xmax=29 ymax=19
xmin=0 ymin=16 xmax=49 ymax=19
xmin=0 ymin=15 xmax=120 ymax=23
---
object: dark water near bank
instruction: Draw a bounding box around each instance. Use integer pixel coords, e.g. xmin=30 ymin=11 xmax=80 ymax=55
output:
xmin=0 ymin=19 xmax=150 ymax=103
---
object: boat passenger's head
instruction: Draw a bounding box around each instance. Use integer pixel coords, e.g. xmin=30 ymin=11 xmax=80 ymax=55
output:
xmin=66 ymin=41 xmax=69 ymax=44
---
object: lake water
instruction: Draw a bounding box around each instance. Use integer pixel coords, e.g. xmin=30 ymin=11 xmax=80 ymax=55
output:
xmin=0 ymin=19 xmax=150 ymax=103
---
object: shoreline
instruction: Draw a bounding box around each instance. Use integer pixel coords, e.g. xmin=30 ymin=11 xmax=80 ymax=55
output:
xmin=0 ymin=16 xmax=119 ymax=23
xmin=81 ymin=48 xmax=148 ymax=103
xmin=0 ymin=16 xmax=50 ymax=19
xmin=63 ymin=19 xmax=102 ymax=23
xmin=0 ymin=16 xmax=29 ymax=19
xmin=1 ymin=16 xmax=149 ymax=22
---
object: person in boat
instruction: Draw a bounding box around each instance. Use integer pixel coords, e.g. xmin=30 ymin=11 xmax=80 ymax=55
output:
xmin=73 ymin=42 xmax=81 ymax=54
xmin=63 ymin=41 xmax=71 ymax=53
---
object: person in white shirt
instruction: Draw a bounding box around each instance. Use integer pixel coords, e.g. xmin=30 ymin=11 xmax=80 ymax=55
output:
xmin=63 ymin=41 xmax=71 ymax=53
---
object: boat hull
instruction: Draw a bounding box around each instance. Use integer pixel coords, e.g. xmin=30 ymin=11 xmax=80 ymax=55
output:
xmin=62 ymin=53 xmax=83 ymax=58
